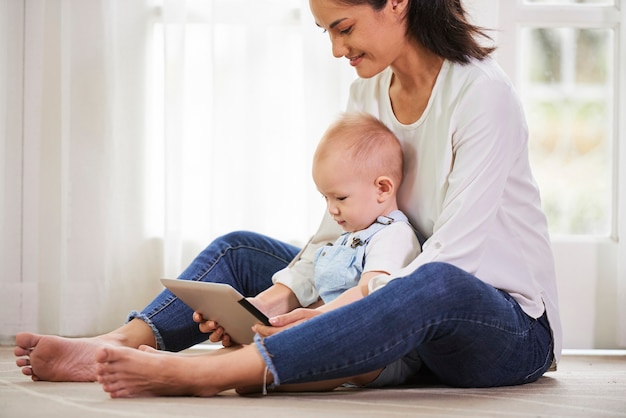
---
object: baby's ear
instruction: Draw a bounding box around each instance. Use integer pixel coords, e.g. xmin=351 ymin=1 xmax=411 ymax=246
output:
xmin=375 ymin=176 xmax=394 ymax=202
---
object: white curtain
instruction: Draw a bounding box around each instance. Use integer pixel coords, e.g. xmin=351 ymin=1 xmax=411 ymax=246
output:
xmin=0 ymin=0 xmax=354 ymax=340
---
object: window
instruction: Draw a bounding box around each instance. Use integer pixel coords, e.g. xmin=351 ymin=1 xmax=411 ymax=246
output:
xmin=146 ymin=0 xmax=352 ymax=271
xmin=491 ymin=0 xmax=625 ymax=348
xmin=521 ymin=27 xmax=614 ymax=235
xmin=493 ymin=0 xmax=621 ymax=238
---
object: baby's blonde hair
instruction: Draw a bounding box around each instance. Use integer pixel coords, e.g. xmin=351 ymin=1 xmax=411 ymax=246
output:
xmin=314 ymin=112 xmax=403 ymax=185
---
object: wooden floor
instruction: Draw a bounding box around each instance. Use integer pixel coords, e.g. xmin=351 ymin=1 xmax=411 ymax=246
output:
xmin=1 ymin=347 xmax=625 ymax=417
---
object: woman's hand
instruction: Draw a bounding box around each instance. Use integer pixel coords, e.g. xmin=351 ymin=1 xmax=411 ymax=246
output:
xmin=253 ymin=307 xmax=322 ymax=338
xmin=193 ymin=311 xmax=234 ymax=347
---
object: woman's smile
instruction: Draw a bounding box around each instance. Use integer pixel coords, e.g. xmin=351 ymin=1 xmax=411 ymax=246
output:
xmin=348 ymin=53 xmax=365 ymax=66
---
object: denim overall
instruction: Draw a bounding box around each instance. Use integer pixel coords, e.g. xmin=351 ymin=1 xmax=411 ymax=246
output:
xmin=313 ymin=210 xmax=409 ymax=303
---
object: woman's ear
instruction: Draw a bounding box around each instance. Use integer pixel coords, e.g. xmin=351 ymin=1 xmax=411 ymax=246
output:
xmin=390 ymin=0 xmax=408 ymax=14
xmin=375 ymin=176 xmax=395 ymax=203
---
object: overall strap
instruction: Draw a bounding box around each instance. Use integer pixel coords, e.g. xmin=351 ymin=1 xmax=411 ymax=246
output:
xmin=348 ymin=209 xmax=409 ymax=249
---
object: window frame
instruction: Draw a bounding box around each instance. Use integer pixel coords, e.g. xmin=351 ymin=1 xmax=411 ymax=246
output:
xmin=491 ymin=0 xmax=626 ymax=348
xmin=497 ymin=0 xmax=622 ymax=238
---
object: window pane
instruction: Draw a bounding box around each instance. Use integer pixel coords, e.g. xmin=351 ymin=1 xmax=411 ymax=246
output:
xmin=521 ymin=27 xmax=614 ymax=235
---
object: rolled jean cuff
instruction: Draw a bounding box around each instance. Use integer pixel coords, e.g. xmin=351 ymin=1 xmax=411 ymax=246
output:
xmin=127 ymin=310 xmax=165 ymax=350
xmin=254 ymin=333 xmax=281 ymax=387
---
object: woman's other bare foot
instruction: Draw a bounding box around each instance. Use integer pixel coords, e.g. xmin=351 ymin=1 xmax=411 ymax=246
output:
xmin=95 ymin=345 xmax=223 ymax=397
xmin=14 ymin=320 xmax=157 ymax=382
xmin=14 ymin=333 xmax=105 ymax=382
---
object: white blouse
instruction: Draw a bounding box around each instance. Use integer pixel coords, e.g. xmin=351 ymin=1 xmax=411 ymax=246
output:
xmin=273 ymin=58 xmax=562 ymax=362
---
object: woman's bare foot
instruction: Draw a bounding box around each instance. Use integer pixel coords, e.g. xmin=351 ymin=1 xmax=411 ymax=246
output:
xmin=14 ymin=333 xmax=108 ymax=382
xmin=14 ymin=320 xmax=157 ymax=382
xmin=95 ymin=345 xmax=223 ymax=397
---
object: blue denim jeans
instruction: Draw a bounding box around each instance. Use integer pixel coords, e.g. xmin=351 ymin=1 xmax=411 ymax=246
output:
xmin=128 ymin=231 xmax=300 ymax=352
xmin=256 ymin=262 xmax=554 ymax=388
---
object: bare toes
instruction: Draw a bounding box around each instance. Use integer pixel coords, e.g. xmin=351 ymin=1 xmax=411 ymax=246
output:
xmin=14 ymin=346 xmax=30 ymax=357
xmin=16 ymin=358 xmax=30 ymax=367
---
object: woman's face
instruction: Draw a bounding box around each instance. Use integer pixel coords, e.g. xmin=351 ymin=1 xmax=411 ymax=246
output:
xmin=309 ymin=0 xmax=407 ymax=79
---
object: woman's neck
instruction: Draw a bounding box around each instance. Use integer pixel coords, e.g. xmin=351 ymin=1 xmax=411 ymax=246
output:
xmin=388 ymin=44 xmax=444 ymax=124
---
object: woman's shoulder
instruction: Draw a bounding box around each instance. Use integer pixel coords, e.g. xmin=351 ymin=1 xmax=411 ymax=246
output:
xmin=447 ymin=57 xmax=513 ymax=90
xmin=439 ymin=58 xmax=522 ymax=116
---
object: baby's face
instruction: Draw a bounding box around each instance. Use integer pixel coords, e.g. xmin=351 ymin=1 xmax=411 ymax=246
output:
xmin=313 ymin=154 xmax=382 ymax=232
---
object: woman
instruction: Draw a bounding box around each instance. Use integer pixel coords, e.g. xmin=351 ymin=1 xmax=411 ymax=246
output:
xmin=16 ymin=0 xmax=561 ymax=396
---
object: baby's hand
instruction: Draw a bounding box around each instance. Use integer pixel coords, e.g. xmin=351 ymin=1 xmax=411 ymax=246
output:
xmin=193 ymin=311 xmax=234 ymax=347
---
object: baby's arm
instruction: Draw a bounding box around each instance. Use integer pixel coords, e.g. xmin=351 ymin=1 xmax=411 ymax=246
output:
xmin=315 ymin=286 xmax=362 ymax=313
xmin=358 ymin=270 xmax=388 ymax=296
xmin=316 ymin=270 xmax=390 ymax=314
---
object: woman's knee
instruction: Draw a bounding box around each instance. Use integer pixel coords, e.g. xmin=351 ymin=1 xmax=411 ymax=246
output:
xmin=386 ymin=262 xmax=495 ymax=310
xmin=212 ymin=231 xmax=299 ymax=258
xmin=211 ymin=230 xmax=261 ymax=249
xmin=402 ymin=262 xmax=477 ymax=293
xmin=414 ymin=262 xmax=471 ymax=281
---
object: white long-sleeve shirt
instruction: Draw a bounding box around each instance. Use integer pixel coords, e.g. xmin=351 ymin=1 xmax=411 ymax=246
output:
xmin=273 ymin=58 xmax=562 ymax=362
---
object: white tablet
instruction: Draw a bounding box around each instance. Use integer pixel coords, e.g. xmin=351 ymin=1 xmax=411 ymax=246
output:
xmin=160 ymin=278 xmax=271 ymax=345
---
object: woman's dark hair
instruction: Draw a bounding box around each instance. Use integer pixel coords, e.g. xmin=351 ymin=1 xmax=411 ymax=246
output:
xmin=336 ymin=0 xmax=495 ymax=63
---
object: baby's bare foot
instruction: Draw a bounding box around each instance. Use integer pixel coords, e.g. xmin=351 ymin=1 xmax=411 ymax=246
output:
xmin=15 ymin=332 xmax=110 ymax=382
